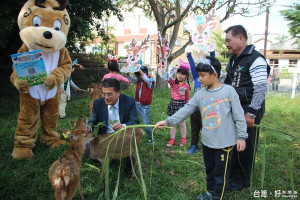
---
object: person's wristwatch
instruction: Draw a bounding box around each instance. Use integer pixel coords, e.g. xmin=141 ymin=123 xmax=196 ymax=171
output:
xmin=246 ymin=112 xmax=256 ymax=119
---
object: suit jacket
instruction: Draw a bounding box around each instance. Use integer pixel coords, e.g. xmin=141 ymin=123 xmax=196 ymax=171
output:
xmin=89 ymin=94 xmax=139 ymax=134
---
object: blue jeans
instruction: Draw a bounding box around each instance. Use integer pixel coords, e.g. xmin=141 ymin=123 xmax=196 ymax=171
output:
xmin=136 ymin=102 xmax=152 ymax=140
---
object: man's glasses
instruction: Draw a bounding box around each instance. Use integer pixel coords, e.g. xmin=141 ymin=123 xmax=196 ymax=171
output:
xmin=102 ymin=92 xmax=115 ymax=97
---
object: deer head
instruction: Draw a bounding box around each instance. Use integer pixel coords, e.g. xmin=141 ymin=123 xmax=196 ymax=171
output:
xmin=157 ymin=31 xmax=170 ymax=71
xmin=126 ymin=35 xmax=150 ymax=67
xmin=184 ymin=9 xmax=219 ymax=45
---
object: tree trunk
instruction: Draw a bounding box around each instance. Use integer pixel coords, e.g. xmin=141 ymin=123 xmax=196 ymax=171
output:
xmin=156 ymin=72 xmax=168 ymax=88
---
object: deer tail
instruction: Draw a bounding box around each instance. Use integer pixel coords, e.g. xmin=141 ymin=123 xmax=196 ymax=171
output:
xmin=53 ymin=175 xmax=70 ymax=200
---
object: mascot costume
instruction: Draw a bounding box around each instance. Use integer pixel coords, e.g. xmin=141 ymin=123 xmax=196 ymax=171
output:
xmin=10 ymin=0 xmax=72 ymax=159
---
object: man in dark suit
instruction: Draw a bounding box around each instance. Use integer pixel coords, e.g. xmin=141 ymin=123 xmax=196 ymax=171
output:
xmin=88 ymin=78 xmax=139 ymax=134
xmin=88 ymin=78 xmax=139 ymax=174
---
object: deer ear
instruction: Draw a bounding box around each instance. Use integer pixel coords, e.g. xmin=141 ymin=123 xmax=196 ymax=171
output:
xmin=208 ymin=21 xmax=219 ymax=30
xmin=140 ymin=46 xmax=150 ymax=53
xmin=68 ymin=134 xmax=78 ymax=140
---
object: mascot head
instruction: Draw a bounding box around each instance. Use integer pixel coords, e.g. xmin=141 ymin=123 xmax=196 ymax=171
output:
xmin=18 ymin=0 xmax=70 ymax=53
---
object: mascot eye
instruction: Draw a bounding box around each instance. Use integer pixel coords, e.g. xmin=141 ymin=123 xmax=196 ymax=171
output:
xmin=32 ymin=16 xmax=41 ymax=27
xmin=53 ymin=20 xmax=62 ymax=31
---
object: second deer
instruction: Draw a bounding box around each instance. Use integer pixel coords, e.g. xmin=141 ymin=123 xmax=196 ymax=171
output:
xmin=87 ymin=83 xmax=102 ymax=114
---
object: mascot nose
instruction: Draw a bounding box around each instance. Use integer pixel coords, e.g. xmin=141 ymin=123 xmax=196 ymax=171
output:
xmin=43 ymin=31 xmax=52 ymax=39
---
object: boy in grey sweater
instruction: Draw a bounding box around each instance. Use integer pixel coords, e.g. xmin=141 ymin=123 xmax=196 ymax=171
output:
xmin=155 ymin=56 xmax=247 ymax=200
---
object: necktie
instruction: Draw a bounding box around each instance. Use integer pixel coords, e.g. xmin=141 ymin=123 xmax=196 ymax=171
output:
xmin=110 ymin=105 xmax=118 ymax=124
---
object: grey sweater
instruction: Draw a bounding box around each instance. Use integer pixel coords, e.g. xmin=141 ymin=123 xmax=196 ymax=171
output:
xmin=166 ymin=84 xmax=248 ymax=149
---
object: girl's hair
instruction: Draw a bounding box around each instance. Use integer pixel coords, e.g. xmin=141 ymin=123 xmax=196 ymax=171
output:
xmin=175 ymin=67 xmax=190 ymax=90
xmin=108 ymin=60 xmax=120 ymax=73
xmin=196 ymin=56 xmax=221 ymax=78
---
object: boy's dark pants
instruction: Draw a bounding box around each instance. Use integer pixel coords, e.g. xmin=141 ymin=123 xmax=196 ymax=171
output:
xmin=203 ymin=144 xmax=233 ymax=199
xmin=229 ymin=102 xmax=265 ymax=187
xmin=190 ymin=108 xmax=202 ymax=146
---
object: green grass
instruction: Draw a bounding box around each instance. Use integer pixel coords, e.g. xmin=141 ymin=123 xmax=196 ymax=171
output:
xmin=0 ymin=88 xmax=299 ymax=200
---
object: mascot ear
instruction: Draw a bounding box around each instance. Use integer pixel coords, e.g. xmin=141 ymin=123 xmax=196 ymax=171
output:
xmin=35 ymin=0 xmax=46 ymax=8
xmin=54 ymin=0 xmax=68 ymax=10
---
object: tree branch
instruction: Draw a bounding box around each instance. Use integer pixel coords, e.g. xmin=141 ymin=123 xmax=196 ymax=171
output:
xmin=168 ymin=37 xmax=193 ymax=63
xmin=162 ymin=0 xmax=194 ymax=33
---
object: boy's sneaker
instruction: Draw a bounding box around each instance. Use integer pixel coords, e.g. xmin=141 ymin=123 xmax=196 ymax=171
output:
xmin=197 ymin=191 xmax=212 ymax=200
xmin=146 ymin=139 xmax=155 ymax=144
xmin=166 ymin=138 xmax=175 ymax=147
xmin=187 ymin=145 xmax=199 ymax=154
xmin=180 ymin=138 xmax=187 ymax=146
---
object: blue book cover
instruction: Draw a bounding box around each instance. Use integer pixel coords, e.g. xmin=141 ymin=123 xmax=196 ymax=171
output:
xmin=11 ymin=49 xmax=47 ymax=87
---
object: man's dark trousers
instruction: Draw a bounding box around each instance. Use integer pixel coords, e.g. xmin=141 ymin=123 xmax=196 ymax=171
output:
xmin=190 ymin=108 xmax=202 ymax=147
xmin=229 ymin=102 xmax=265 ymax=187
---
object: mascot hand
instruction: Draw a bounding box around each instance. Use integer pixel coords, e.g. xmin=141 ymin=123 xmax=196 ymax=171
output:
xmin=44 ymin=75 xmax=56 ymax=90
xmin=16 ymin=80 xmax=30 ymax=93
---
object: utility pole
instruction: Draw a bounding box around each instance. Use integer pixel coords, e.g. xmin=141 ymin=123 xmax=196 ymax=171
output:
xmin=264 ymin=4 xmax=270 ymax=57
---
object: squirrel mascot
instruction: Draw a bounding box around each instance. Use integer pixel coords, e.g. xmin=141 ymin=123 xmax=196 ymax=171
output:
xmin=10 ymin=0 xmax=72 ymax=159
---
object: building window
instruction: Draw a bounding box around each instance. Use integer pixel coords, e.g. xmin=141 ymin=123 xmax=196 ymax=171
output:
xmin=139 ymin=28 xmax=147 ymax=34
xmin=175 ymin=39 xmax=181 ymax=46
xmin=289 ymin=60 xmax=298 ymax=68
xmin=124 ymin=29 xmax=131 ymax=35
xmin=138 ymin=15 xmax=147 ymax=27
xmin=269 ymin=59 xmax=278 ymax=67
xmin=123 ymin=16 xmax=134 ymax=28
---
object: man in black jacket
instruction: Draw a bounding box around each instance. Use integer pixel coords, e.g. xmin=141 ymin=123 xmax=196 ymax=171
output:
xmin=224 ymin=25 xmax=270 ymax=191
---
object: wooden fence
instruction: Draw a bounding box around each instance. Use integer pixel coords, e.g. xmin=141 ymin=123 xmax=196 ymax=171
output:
xmin=69 ymin=53 xmax=108 ymax=89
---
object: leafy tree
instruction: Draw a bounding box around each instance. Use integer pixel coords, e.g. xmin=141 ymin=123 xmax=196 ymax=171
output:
xmin=0 ymin=0 xmax=26 ymax=61
xmin=0 ymin=0 xmax=121 ymax=62
xmin=274 ymin=34 xmax=289 ymax=49
xmin=280 ymin=3 xmax=300 ymax=48
xmin=211 ymin=30 xmax=230 ymax=63
xmin=119 ymin=0 xmax=270 ymax=88
xmin=66 ymin=0 xmax=122 ymax=53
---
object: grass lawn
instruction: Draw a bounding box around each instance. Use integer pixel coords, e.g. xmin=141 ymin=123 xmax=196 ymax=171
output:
xmin=0 ymin=87 xmax=299 ymax=200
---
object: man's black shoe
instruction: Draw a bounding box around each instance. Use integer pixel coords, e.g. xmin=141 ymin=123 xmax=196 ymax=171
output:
xmin=227 ymin=182 xmax=244 ymax=191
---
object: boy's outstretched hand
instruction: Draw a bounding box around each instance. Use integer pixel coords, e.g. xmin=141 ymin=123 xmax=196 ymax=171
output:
xmin=155 ymin=121 xmax=167 ymax=129
xmin=236 ymin=140 xmax=246 ymax=152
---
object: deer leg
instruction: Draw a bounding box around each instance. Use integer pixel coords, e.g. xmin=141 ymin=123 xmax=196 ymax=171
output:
xmin=77 ymin=182 xmax=85 ymax=200
xmin=99 ymin=159 xmax=110 ymax=197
